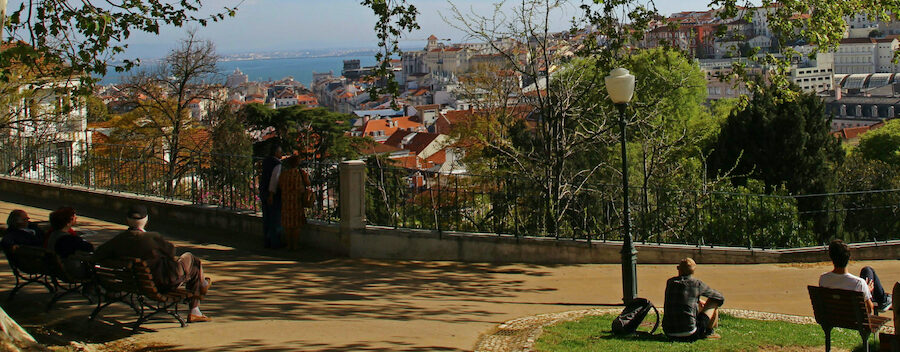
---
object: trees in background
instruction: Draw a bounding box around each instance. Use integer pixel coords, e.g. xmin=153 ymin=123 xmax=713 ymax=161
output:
xmin=118 ymin=31 xmax=221 ymax=195
xmin=856 ymin=119 xmax=900 ymax=166
xmin=838 ymin=119 xmax=900 ymax=241
xmin=707 ymin=86 xmax=845 ymax=242
xmin=241 ymin=104 xmax=362 ymax=164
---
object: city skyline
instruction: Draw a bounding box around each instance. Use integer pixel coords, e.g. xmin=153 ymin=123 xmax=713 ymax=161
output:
xmin=52 ymin=0 xmax=717 ymax=59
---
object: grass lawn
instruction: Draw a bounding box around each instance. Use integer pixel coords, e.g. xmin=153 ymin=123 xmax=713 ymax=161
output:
xmin=535 ymin=313 xmax=878 ymax=352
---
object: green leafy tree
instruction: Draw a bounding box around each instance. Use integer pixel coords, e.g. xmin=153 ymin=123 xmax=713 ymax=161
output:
xmin=837 ymin=154 xmax=900 ymax=242
xmin=707 ymin=84 xmax=845 ymax=242
xmin=119 ymin=31 xmax=221 ymax=195
xmin=84 ymin=95 xmax=109 ymax=123
xmin=362 ymin=0 xmax=419 ymax=103
xmin=241 ymin=104 xmax=362 ymax=164
xmin=855 ymin=119 xmax=900 ymax=165
xmin=2 ymin=0 xmax=237 ymax=88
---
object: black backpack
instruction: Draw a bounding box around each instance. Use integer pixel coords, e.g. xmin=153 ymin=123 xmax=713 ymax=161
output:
xmin=611 ymin=298 xmax=659 ymax=335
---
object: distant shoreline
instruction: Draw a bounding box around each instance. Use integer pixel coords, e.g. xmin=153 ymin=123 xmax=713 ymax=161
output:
xmin=218 ymin=51 xmax=379 ymax=63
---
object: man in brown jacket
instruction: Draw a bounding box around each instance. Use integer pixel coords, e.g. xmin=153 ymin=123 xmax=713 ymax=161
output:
xmin=93 ymin=205 xmax=212 ymax=323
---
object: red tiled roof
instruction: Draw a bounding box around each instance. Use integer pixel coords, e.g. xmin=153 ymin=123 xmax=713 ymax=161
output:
xmin=425 ymin=149 xmax=447 ymax=165
xmin=360 ymin=116 xmax=424 ymax=137
xmin=297 ymin=95 xmax=318 ymax=105
xmin=359 ymin=141 xmax=404 ymax=155
xmin=390 ymin=154 xmax=420 ymax=169
xmin=834 ymin=125 xmax=876 ymax=140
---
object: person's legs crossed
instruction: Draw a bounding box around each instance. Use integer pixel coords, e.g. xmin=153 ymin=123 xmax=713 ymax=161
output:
xmin=860 ymin=266 xmax=888 ymax=307
xmin=177 ymin=252 xmax=207 ymax=309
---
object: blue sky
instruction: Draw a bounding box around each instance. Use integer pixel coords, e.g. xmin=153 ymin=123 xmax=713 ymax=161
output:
xmin=8 ymin=0 xmax=716 ymax=58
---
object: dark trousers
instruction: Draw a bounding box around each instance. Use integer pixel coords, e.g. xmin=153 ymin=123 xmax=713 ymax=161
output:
xmin=261 ymin=194 xmax=283 ymax=248
xmin=860 ymin=266 xmax=889 ymax=306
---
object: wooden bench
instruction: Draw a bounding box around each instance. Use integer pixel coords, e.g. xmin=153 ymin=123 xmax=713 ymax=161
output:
xmin=44 ymin=252 xmax=94 ymax=310
xmin=878 ymin=282 xmax=900 ymax=352
xmin=5 ymin=245 xmax=94 ymax=310
xmin=4 ymin=245 xmax=55 ymax=301
xmin=809 ymin=285 xmax=892 ymax=352
xmin=90 ymin=258 xmax=198 ymax=329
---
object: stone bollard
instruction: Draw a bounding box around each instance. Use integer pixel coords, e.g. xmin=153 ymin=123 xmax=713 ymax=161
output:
xmin=339 ymin=160 xmax=366 ymax=232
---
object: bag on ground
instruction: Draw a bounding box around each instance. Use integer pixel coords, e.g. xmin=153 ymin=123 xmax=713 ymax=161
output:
xmin=611 ymin=297 xmax=659 ymax=335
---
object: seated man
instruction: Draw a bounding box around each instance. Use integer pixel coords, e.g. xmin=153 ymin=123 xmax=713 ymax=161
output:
xmin=663 ymin=258 xmax=725 ymax=341
xmin=93 ymin=205 xmax=212 ymax=323
xmin=819 ymin=239 xmax=886 ymax=314
xmin=2 ymin=210 xmax=44 ymax=253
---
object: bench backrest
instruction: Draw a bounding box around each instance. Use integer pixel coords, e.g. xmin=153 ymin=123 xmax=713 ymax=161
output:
xmin=808 ymin=285 xmax=869 ymax=330
xmin=94 ymin=257 xmax=167 ymax=302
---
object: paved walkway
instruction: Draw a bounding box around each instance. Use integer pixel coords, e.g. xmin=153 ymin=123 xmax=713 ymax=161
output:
xmin=1 ymin=199 xmax=898 ymax=351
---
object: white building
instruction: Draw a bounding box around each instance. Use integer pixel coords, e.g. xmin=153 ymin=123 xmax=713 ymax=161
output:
xmin=835 ymin=37 xmax=899 ymax=74
xmin=788 ymin=50 xmax=835 ymax=93
xmin=3 ymin=77 xmax=91 ymax=181
xmin=225 ymin=68 xmax=249 ymax=88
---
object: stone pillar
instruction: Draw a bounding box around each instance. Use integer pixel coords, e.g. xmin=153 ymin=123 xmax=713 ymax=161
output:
xmin=339 ymin=160 xmax=366 ymax=232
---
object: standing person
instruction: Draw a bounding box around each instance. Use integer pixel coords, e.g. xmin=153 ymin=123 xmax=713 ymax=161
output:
xmin=279 ymin=156 xmax=311 ymax=250
xmin=2 ymin=210 xmax=44 ymax=253
xmin=260 ymin=142 xmax=284 ymax=248
xmin=819 ymin=239 xmax=890 ymax=313
xmin=93 ymin=205 xmax=212 ymax=323
xmin=663 ymin=258 xmax=725 ymax=341
xmin=46 ymin=207 xmax=94 ymax=279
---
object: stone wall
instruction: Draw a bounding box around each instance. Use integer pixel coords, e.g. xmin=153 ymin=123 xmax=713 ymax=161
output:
xmin=0 ymin=176 xmax=261 ymax=243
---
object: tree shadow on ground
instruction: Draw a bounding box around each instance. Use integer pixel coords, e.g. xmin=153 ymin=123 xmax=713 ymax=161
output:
xmin=0 ymin=220 xmax=565 ymax=349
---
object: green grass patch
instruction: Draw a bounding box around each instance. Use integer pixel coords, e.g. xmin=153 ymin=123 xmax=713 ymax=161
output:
xmin=535 ymin=313 xmax=878 ymax=352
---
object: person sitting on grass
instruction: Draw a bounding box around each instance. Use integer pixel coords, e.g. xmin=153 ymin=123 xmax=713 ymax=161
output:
xmin=819 ymin=239 xmax=890 ymax=314
xmin=663 ymin=258 xmax=725 ymax=341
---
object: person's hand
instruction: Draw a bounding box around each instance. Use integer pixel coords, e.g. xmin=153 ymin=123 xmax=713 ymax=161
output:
xmin=867 ymin=278 xmax=875 ymax=293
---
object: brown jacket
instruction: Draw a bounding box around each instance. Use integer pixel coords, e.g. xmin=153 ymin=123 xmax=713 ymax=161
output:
xmin=93 ymin=229 xmax=181 ymax=291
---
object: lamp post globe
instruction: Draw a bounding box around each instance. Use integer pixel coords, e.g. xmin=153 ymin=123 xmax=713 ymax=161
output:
xmin=606 ymin=67 xmax=638 ymax=304
xmin=605 ymin=68 xmax=635 ymax=104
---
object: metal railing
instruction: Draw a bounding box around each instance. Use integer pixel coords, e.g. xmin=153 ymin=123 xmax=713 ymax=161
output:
xmin=365 ymin=165 xmax=900 ymax=248
xmin=0 ymin=140 xmax=340 ymax=222
xmin=3 ymin=139 xmax=897 ymax=248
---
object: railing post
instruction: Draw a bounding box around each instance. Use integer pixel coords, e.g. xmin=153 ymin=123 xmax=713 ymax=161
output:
xmin=339 ymin=160 xmax=366 ymax=232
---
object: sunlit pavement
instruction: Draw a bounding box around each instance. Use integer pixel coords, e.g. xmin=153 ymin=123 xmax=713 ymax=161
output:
xmin=1 ymin=199 xmax=895 ymax=351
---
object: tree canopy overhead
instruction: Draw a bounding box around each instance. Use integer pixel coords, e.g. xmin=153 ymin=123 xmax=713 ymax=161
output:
xmin=1 ymin=0 xmax=239 ymax=84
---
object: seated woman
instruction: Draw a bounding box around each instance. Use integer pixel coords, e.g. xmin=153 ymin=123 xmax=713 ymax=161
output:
xmin=2 ymin=210 xmax=44 ymax=253
xmin=46 ymin=207 xmax=94 ymax=280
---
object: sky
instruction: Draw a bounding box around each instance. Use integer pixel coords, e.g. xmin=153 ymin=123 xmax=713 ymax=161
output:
xmin=8 ymin=0 xmax=717 ymax=59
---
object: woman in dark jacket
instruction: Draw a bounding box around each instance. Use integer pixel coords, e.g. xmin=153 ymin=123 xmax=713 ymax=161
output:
xmin=46 ymin=207 xmax=94 ymax=279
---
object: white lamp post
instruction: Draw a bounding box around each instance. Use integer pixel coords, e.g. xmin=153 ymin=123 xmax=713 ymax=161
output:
xmin=605 ymin=67 xmax=637 ymax=303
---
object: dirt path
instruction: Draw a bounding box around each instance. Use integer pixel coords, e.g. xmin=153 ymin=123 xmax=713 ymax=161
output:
xmin=1 ymin=200 xmax=896 ymax=351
